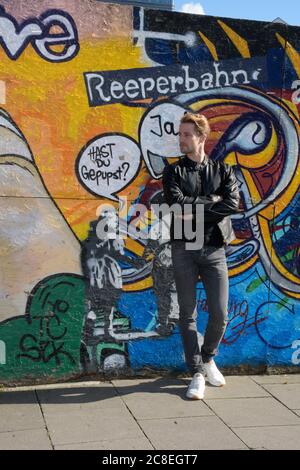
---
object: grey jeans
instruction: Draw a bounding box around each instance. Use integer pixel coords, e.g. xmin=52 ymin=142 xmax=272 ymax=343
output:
xmin=171 ymin=242 xmax=229 ymax=375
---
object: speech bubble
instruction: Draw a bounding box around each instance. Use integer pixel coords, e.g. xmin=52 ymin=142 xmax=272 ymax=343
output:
xmin=76 ymin=133 xmax=141 ymax=201
xmin=139 ymin=102 xmax=188 ymax=179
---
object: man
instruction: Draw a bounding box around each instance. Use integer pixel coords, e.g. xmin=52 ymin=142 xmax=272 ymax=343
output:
xmin=162 ymin=112 xmax=241 ymax=399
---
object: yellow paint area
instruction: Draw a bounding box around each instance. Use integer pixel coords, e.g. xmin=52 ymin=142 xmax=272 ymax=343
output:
xmin=0 ymin=37 xmax=148 ymax=241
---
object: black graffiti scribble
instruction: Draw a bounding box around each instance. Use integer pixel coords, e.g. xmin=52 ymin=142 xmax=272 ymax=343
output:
xmin=17 ymin=313 xmax=75 ymax=365
xmin=150 ymin=115 xmax=179 ymax=137
xmin=33 ymin=314 xmax=67 ymax=340
xmin=88 ymin=143 xmax=115 ymax=166
xmin=18 ymin=336 xmax=75 ymax=365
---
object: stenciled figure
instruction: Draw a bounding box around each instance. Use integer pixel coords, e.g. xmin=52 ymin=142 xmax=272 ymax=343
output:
xmin=144 ymin=190 xmax=179 ymax=335
xmin=83 ymin=207 xmax=124 ymax=334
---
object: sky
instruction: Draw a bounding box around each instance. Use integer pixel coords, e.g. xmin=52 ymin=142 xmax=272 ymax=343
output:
xmin=175 ymin=0 xmax=300 ymax=26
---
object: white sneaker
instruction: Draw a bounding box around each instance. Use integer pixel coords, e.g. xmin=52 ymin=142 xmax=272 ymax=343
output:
xmin=203 ymin=360 xmax=226 ymax=386
xmin=186 ymin=373 xmax=205 ymax=399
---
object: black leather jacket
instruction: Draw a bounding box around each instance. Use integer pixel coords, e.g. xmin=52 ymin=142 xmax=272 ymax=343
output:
xmin=162 ymin=155 xmax=241 ymax=245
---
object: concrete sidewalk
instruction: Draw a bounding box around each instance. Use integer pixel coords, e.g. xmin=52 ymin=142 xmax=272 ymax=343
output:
xmin=0 ymin=374 xmax=300 ymax=450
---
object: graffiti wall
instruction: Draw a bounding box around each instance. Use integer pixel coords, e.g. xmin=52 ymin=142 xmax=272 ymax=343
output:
xmin=0 ymin=0 xmax=299 ymax=384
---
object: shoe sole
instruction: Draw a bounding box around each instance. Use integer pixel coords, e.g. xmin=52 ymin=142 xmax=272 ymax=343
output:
xmin=205 ymin=379 xmax=226 ymax=387
xmin=204 ymin=374 xmax=226 ymax=387
xmin=186 ymin=393 xmax=204 ymax=400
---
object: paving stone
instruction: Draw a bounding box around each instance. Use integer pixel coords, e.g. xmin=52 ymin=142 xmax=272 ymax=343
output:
xmin=262 ymin=383 xmax=300 ymax=410
xmin=55 ymin=437 xmax=153 ymax=450
xmin=43 ymin=406 xmax=144 ymax=446
xmin=37 ymin=384 xmax=119 ymax=414
xmin=138 ymin=416 xmax=248 ymax=450
xmin=113 ymin=378 xmax=212 ymax=419
xmin=0 ymin=391 xmax=44 ymax=432
xmin=233 ymin=425 xmax=300 ymax=450
xmin=0 ymin=428 xmax=52 ymax=450
xmin=204 ymin=397 xmax=300 ymax=427
xmin=250 ymin=374 xmax=300 ymax=385
xmin=203 ymin=376 xmax=270 ymax=399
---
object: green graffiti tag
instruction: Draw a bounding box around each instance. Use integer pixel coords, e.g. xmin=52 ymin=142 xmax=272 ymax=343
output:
xmin=0 ymin=274 xmax=85 ymax=383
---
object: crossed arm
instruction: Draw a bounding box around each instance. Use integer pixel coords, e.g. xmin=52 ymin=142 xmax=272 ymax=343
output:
xmin=162 ymin=163 xmax=241 ymax=223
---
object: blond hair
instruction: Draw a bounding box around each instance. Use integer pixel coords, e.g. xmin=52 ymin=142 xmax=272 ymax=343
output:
xmin=180 ymin=112 xmax=210 ymax=137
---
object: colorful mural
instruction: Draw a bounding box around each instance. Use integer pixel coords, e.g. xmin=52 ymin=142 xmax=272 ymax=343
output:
xmin=0 ymin=0 xmax=299 ymax=384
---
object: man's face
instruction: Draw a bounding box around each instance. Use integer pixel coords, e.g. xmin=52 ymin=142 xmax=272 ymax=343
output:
xmin=179 ymin=122 xmax=204 ymax=155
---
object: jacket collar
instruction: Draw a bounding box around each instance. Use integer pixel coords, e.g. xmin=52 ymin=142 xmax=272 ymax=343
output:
xmin=182 ymin=155 xmax=209 ymax=169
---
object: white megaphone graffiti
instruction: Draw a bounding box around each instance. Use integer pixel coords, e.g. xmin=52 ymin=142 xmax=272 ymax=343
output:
xmin=0 ymin=109 xmax=81 ymax=322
